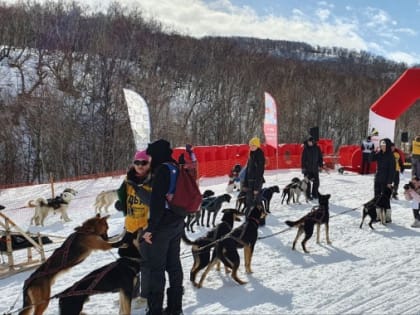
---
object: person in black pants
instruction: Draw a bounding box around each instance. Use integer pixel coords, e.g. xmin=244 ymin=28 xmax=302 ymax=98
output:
xmin=140 ymin=139 xmax=185 ymax=315
xmin=242 ymin=137 xmax=265 ymax=219
xmin=361 ymin=135 xmax=375 ymax=174
xmin=371 ymin=138 xmax=395 ymax=223
xmin=301 ymin=136 xmax=324 ymax=200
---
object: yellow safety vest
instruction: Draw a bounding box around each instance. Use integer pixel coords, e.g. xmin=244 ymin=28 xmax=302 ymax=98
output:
xmin=124 ymin=183 xmax=151 ymax=233
xmin=413 ymin=140 xmax=420 ymax=155
xmin=393 ymin=151 xmax=401 ymax=172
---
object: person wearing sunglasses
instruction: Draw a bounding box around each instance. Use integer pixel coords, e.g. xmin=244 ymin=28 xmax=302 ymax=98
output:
xmin=116 ymin=149 xmax=152 ymax=306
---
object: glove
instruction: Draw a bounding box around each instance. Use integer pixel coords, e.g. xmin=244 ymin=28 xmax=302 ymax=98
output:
xmin=186 ymin=144 xmax=193 ymax=153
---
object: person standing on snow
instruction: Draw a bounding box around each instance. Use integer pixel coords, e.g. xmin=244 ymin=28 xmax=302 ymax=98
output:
xmin=301 ymin=136 xmax=324 ymax=200
xmin=361 ymin=135 xmax=375 ymax=175
xmin=371 ymin=138 xmax=395 ymax=223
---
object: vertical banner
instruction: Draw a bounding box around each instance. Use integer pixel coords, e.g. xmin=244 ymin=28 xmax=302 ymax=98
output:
xmin=264 ymin=92 xmax=278 ymax=147
xmin=264 ymin=92 xmax=278 ymax=168
xmin=123 ymin=88 xmax=151 ymax=150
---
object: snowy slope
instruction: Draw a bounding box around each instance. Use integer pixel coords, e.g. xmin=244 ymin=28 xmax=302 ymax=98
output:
xmin=0 ymin=169 xmax=419 ymax=315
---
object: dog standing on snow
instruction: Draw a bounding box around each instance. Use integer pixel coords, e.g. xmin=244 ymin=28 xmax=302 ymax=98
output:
xmin=94 ymin=189 xmax=119 ymax=214
xmin=28 ymin=190 xmax=77 ymax=226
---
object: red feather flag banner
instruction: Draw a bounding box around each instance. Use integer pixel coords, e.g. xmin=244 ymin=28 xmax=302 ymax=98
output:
xmin=263 ymin=92 xmax=278 ymax=168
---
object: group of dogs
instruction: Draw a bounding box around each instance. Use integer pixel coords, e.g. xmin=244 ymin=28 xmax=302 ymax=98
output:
xmin=16 ymin=174 xmax=392 ymax=314
xmin=26 ymin=188 xmax=119 ymax=227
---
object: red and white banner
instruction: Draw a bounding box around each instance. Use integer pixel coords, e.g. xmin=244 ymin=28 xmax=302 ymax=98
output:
xmin=263 ymin=92 xmax=278 ymax=148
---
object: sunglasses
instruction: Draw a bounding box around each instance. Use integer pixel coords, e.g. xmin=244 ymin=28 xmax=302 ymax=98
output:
xmin=133 ymin=160 xmax=149 ymax=166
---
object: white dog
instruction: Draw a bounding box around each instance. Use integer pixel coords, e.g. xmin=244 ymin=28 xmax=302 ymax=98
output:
xmin=94 ymin=189 xmax=118 ymax=214
xmin=28 ymin=191 xmax=75 ymax=226
xmin=293 ymin=176 xmax=310 ymax=204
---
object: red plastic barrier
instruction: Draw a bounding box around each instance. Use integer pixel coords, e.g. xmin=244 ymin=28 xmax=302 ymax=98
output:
xmin=277 ymin=143 xmax=303 ymax=168
xmin=318 ymin=139 xmax=334 ymax=155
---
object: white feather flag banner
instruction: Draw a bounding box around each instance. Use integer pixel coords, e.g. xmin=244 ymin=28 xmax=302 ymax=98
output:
xmin=123 ymin=88 xmax=151 ymax=150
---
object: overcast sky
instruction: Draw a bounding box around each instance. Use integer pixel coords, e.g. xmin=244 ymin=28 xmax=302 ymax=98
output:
xmin=4 ymin=0 xmax=420 ymax=65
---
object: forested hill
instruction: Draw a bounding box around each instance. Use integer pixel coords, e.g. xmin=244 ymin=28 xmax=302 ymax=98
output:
xmin=0 ymin=1 xmax=418 ymax=185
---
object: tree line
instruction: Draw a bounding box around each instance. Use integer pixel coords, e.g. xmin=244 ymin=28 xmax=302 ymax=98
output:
xmin=0 ymin=1 xmax=418 ymax=185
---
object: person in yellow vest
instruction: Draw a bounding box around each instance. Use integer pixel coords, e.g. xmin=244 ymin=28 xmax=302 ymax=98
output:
xmin=391 ymin=143 xmax=404 ymax=200
xmin=411 ymin=135 xmax=420 ymax=178
xmin=116 ymin=149 xmax=152 ymax=306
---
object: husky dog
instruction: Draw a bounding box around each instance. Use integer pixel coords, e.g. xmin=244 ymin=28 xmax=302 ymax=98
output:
xmin=281 ymin=176 xmax=310 ymax=204
xmin=28 ymin=191 xmax=76 ymax=226
xmin=94 ymin=189 xmax=119 ymax=213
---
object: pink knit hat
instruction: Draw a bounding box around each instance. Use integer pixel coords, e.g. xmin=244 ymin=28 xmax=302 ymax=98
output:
xmin=133 ymin=150 xmax=151 ymax=162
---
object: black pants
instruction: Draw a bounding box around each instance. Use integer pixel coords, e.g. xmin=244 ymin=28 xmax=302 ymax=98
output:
xmin=361 ymin=153 xmax=372 ymax=175
xmin=306 ymin=172 xmax=320 ymax=199
xmin=140 ymin=220 xmax=184 ymax=315
xmin=245 ymin=189 xmax=261 ymax=216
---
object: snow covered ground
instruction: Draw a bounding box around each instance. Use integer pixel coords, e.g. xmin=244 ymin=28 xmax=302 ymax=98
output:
xmin=0 ymin=168 xmax=419 ymax=315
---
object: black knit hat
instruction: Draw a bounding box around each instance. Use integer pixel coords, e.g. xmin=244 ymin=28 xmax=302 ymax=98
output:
xmin=146 ymin=139 xmax=173 ymax=167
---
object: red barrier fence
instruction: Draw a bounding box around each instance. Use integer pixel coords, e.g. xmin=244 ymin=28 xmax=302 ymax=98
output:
xmin=0 ymin=139 xmax=371 ymax=189
xmin=173 ymin=138 xmax=337 ymax=178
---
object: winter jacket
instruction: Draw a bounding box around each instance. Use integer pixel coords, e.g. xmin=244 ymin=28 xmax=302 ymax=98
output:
xmin=301 ymin=141 xmax=323 ymax=175
xmin=361 ymin=139 xmax=374 ymax=154
xmin=117 ymin=167 xmax=152 ymax=233
xmin=146 ymin=140 xmax=185 ymax=234
xmin=243 ymin=148 xmax=265 ymax=192
xmin=371 ymin=139 xmax=395 ymax=185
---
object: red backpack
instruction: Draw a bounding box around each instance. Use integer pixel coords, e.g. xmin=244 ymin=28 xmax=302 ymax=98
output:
xmin=165 ymin=163 xmax=202 ymax=216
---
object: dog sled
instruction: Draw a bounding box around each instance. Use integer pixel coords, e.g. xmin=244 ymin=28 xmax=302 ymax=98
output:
xmin=0 ymin=211 xmax=52 ymax=279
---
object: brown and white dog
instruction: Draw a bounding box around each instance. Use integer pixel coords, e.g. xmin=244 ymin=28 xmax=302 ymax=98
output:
xmin=28 ymin=191 xmax=76 ymax=226
xmin=19 ymin=214 xmax=125 ymax=315
xmin=94 ymin=189 xmax=119 ymax=214
xmin=58 ymin=229 xmax=142 ymax=315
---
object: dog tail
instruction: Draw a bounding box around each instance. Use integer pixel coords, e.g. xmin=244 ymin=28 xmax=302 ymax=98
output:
xmin=285 ymin=219 xmax=303 ymax=227
xmin=27 ymin=198 xmax=48 ymax=207
xmin=27 ymin=200 xmax=37 ymax=207
xmin=181 ymin=231 xmax=196 ymax=246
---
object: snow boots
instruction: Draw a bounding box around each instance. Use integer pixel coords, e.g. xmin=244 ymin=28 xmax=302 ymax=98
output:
xmin=411 ymin=209 xmax=420 ymax=228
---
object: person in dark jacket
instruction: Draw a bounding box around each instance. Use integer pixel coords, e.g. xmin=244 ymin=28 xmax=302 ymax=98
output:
xmin=371 ymin=138 xmax=396 ymax=223
xmin=301 ymin=136 xmax=324 ymax=200
xmin=243 ymin=137 xmax=265 ymax=216
xmin=140 ymin=139 xmax=185 ymax=315
xmin=361 ymin=135 xmax=375 ymax=174
xmin=115 ymin=149 xmax=152 ymax=306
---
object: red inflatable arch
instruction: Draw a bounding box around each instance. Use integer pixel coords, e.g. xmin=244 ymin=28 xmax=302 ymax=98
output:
xmin=368 ymin=68 xmax=420 ymax=142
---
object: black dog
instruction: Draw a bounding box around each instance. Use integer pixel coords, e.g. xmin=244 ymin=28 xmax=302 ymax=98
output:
xmin=201 ymin=193 xmax=232 ymax=227
xmin=285 ymin=193 xmax=331 ymax=253
xmin=186 ymin=190 xmax=215 ymax=232
xmin=281 ymin=177 xmax=301 ymax=204
xmin=196 ymin=206 xmax=265 ymax=288
xmin=235 ymin=191 xmax=247 ymax=213
xmin=360 ymin=187 xmax=392 ymax=229
xmin=58 ymin=230 xmax=142 ymax=315
xmin=182 ymin=208 xmax=240 ymax=287
xmin=261 ymin=185 xmax=280 ymax=213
